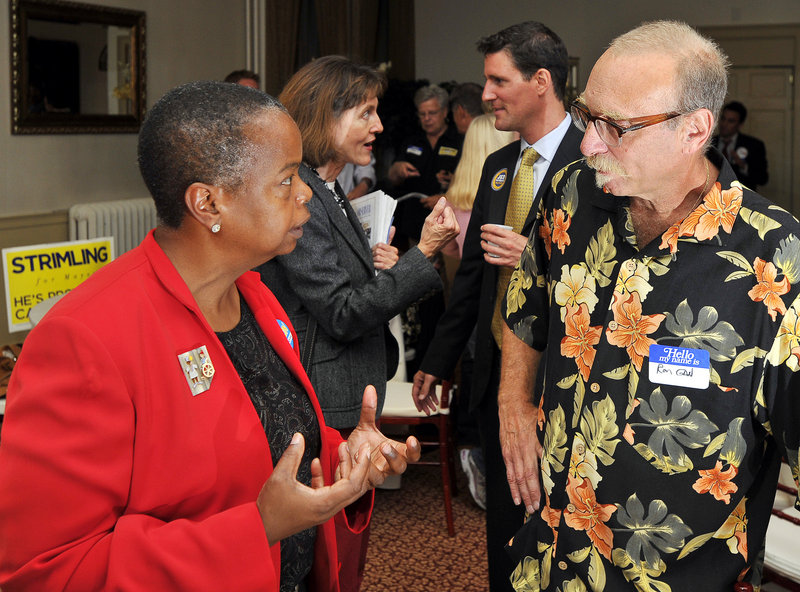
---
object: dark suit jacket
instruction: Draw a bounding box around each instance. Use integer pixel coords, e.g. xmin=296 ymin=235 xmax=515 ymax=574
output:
xmin=258 ymin=164 xmax=441 ymax=428
xmin=711 ymin=132 xmax=768 ymax=190
xmin=419 ymin=124 xmax=583 ymax=411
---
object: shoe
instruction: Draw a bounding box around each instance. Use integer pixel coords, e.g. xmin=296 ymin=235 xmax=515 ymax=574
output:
xmin=460 ymin=448 xmax=486 ymax=510
xmin=467 ymin=448 xmax=487 ymax=510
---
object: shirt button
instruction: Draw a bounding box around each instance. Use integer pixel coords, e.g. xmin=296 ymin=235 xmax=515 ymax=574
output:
xmin=567 ymin=503 xmax=576 ymax=512
xmin=558 ymin=561 xmax=568 ymax=571
xmin=608 ymin=321 xmax=618 ymax=330
xmin=627 ymin=260 xmax=637 ymax=271
xmin=590 ymin=382 xmax=600 ymax=393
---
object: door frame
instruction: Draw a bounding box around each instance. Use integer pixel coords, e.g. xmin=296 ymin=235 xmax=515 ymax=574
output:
xmin=701 ymin=24 xmax=799 ymax=214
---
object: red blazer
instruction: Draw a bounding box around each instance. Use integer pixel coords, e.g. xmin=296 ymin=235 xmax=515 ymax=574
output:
xmin=0 ymin=231 xmax=371 ymax=591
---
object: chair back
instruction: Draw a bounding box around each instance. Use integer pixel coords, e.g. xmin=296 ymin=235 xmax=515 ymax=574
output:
xmin=388 ymin=314 xmax=407 ymax=382
xmin=763 ymin=460 xmax=800 ymax=590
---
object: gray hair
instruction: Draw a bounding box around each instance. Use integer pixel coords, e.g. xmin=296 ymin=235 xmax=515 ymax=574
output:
xmin=414 ymin=85 xmax=449 ymax=110
xmin=138 ymin=81 xmax=287 ymax=228
xmin=608 ymin=21 xmax=729 ymax=122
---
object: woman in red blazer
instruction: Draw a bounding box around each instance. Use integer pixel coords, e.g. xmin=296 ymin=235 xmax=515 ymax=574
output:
xmin=0 ymin=81 xmax=420 ymax=592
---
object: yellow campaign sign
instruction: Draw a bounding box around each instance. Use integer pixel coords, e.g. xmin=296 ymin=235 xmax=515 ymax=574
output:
xmin=3 ymin=237 xmax=115 ymax=333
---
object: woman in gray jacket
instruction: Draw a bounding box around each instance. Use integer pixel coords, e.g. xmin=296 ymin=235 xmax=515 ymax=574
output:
xmin=257 ymin=56 xmax=457 ymax=591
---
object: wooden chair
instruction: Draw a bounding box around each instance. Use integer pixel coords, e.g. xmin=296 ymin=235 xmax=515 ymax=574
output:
xmin=763 ymin=460 xmax=800 ymax=591
xmin=380 ymin=379 xmax=458 ymax=536
xmin=0 ymin=344 xmax=22 ymax=439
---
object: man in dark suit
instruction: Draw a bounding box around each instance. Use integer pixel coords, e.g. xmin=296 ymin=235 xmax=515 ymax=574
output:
xmin=411 ymin=21 xmax=582 ymax=592
xmin=712 ymin=100 xmax=768 ymax=190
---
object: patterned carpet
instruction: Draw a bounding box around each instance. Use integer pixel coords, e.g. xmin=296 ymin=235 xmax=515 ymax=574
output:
xmin=362 ymin=457 xmax=800 ymax=592
xmin=362 ymin=452 xmax=489 ymax=592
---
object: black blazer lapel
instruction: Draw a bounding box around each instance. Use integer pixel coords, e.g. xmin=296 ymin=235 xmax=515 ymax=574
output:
xmin=301 ymin=165 xmax=373 ymax=272
xmin=523 ymin=124 xmax=584 ymax=233
xmin=340 ymin=192 xmax=372 ymax=252
xmin=534 ymin=125 xmax=584 ymax=204
xmin=486 ymin=141 xmax=521 ymax=225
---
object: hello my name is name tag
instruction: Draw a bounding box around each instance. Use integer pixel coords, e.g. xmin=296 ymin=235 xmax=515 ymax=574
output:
xmin=648 ymin=344 xmax=710 ymax=390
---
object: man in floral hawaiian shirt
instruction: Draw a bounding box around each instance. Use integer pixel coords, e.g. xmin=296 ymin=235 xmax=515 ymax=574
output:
xmin=498 ymin=20 xmax=800 ymax=592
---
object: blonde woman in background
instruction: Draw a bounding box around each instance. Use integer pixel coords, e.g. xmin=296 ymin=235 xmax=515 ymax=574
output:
xmin=446 ymin=114 xmax=517 ymax=257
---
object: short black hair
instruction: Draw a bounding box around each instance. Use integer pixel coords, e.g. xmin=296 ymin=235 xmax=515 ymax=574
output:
xmin=476 ymin=21 xmax=568 ymax=101
xmin=722 ymin=100 xmax=747 ymax=124
xmin=138 ymin=81 xmax=286 ymax=228
xmin=449 ymin=82 xmax=484 ymax=117
xmin=224 ymin=69 xmax=260 ymax=84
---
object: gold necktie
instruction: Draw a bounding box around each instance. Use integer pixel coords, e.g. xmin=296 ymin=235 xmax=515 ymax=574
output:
xmin=491 ymin=147 xmax=539 ymax=348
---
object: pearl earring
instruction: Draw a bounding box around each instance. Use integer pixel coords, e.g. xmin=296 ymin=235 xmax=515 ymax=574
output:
xmin=211 ymin=223 xmax=221 ymax=233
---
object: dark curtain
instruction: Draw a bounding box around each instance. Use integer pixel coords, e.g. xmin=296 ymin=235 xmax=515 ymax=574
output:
xmin=315 ymin=0 xmax=347 ymax=56
xmin=349 ymin=1 xmax=380 ymax=64
xmin=263 ymin=0 xmax=414 ymax=96
xmin=264 ymin=0 xmax=301 ymax=96
xmin=385 ymin=0 xmax=414 ymax=81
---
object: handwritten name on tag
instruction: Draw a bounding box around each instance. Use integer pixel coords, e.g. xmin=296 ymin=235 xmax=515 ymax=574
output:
xmin=648 ymin=344 xmax=710 ymax=390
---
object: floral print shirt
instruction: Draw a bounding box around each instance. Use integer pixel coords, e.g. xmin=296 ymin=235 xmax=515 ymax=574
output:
xmin=504 ymin=151 xmax=800 ymax=592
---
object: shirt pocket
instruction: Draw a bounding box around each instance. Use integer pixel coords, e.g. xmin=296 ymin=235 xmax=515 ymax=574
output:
xmin=622 ymin=384 xmax=737 ymax=479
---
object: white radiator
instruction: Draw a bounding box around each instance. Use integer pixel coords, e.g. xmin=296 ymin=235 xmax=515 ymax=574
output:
xmin=69 ymin=198 xmax=157 ymax=255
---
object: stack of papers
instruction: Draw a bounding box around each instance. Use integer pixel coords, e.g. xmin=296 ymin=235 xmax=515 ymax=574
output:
xmin=350 ymin=190 xmax=397 ymax=247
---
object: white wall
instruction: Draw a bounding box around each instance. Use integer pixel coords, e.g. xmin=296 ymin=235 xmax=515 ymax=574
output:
xmin=0 ymin=0 xmax=247 ymax=217
xmin=5 ymin=0 xmax=800 ymax=219
xmin=415 ymin=0 xmax=800 ymax=87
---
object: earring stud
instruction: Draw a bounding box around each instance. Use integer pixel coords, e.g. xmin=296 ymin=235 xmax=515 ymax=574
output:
xmin=211 ymin=223 xmax=221 ymax=233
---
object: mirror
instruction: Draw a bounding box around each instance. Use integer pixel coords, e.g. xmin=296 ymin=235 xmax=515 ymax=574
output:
xmin=10 ymin=0 xmax=146 ymax=134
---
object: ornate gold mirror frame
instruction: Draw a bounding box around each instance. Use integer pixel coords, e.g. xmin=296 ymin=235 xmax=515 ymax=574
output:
xmin=10 ymin=0 xmax=146 ymax=134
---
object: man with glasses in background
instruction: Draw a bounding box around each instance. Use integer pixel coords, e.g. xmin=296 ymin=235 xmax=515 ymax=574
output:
xmin=499 ymin=20 xmax=800 ymax=591
xmin=412 ymin=21 xmax=582 ymax=591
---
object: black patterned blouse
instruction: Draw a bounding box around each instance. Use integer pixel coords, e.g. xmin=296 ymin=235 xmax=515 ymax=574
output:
xmin=217 ymin=295 xmax=321 ymax=592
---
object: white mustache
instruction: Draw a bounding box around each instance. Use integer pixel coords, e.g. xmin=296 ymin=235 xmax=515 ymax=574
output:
xmin=586 ymin=154 xmax=628 ymax=177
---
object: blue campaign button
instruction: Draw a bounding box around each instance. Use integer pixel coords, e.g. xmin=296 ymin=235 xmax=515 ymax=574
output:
xmin=276 ymin=319 xmax=294 ymax=348
xmin=650 ymin=345 xmax=709 ymax=368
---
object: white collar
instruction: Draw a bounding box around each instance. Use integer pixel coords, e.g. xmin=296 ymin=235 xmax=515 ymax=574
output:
xmin=519 ymin=113 xmax=572 ymax=164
